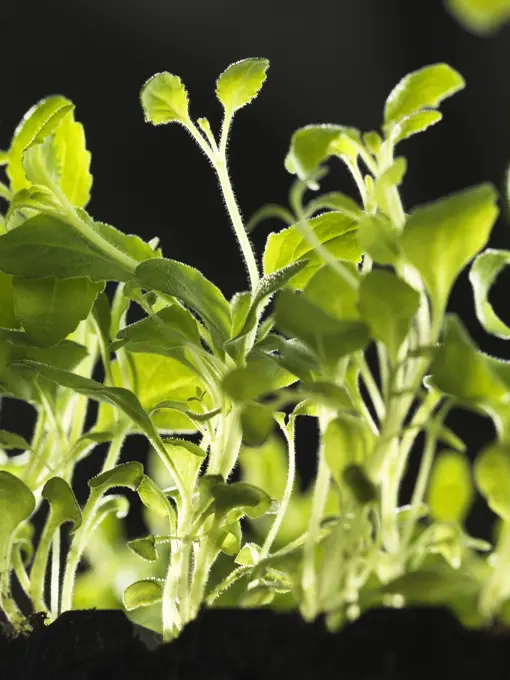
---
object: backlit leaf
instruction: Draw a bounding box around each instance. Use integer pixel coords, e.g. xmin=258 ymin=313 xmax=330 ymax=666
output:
xmin=384 ymin=64 xmax=465 ymax=127
xmin=216 ymin=58 xmax=269 ymax=114
xmin=140 ymin=73 xmax=190 ymax=125
xmin=263 ymin=212 xmax=361 ymax=290
xmin=123 ymin=579 xmax=163 ymax=610
xmin=89 ymin=462 xmax=144 ymax=493
xmin=446 ymin=0 xmax=510 ymax=34
xmin=469 ymin=249 xmax=510 ymax=339
xmin=42 ymin=476 xmax=82 ymax=530
xmin=474 ymin=443 xmax=510 ymax=520
xmin=401 ymin=184 xmax=498 ymax=313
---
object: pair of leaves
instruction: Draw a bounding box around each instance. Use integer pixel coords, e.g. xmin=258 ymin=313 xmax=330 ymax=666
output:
xmin=140 ymin=57 xmax=269 ymax=127
xmin=383 ymin=63 xmax=465 ymax=142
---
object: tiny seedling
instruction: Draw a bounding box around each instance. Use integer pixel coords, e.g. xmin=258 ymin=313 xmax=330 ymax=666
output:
xmin=0 ymin=49 xmax=509 ymax=644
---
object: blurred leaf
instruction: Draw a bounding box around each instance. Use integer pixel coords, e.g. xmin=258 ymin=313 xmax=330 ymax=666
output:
xmin=474 ymin=443 xmax=510 ymax=521
xmin=469 ymin=249 xmax=510 ymax=339
xmin=446 ymin=0 xmax=510 ymax=34
xmin=427 ymin=451 xmax=474 ymax=523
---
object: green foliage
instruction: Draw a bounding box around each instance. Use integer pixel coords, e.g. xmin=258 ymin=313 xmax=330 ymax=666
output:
xmin=1 ymin=52 xmax=509 ymax=643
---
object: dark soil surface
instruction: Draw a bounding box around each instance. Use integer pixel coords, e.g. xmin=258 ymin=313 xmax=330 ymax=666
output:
xmin=1 ymin=606 xmax=509 ymax=680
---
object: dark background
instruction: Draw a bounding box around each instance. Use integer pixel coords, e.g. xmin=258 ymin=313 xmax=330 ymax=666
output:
xmin=1 ymin=0 xmax=510 ymax=539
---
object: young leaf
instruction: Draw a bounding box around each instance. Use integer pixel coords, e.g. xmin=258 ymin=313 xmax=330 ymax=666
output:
xmin=211 ymin=481 xmax=272 ymax=521
xmin=263 ymin=212 xmax=362 ymax=290
xmin=128 ymin=536 xmax=158 ymax=562
xmin=304 ymin=191 xmax=364 ymax=221
xmin=13 ymin=276 xmax=104 ymax=346
xmin=427 ymin=451 xmax=474 ymax=524
xmin=89 ymin=462 xmax=144 ymax=493
xmin=0 ymin=430 xmax=30 ymax=451
xmin=384 ymin=64 xmax=465 ymax=127
xmin=401 ymin=184 xmax=498 ymax=314
xmin=474 ymin=443 xmax=510 ymax=521
xmin=222 ymin=350 xmax=297 ymax=402
xmin=42 ymin=476 xmax=82 ymax=531
xmin=358 ymin=270 xmax=420 ymax=364
xmin=52 ymin=110 xmax=92 ymax=208
xmin=124 ymin=579 xmax=163 ymax=610
xmin=0 ymin=272 xmax=21 ymax=329
xmin=274 ymin=289 xmax=370 ymax=365
xmin=0 ymin=214 xmax=140 ymax=283
xmin=469 ymin=249 xmax=510 ymax=339
xmin=428 ymin=315 xmax=509 ymax=406
xmin=390 ymin=110 xmax=443 ymax=144
xmin=216 ymin=58 xmax=269 ymax=115
xmin=136 ymin=258 xmax=231 ymax=341
xmin=140 ymin=73 xmax=190 ymax=125
xmin=7 ymin=96 xmax=74 ymax=192
xmin=284 ymin=125 xmax=361 ymax=183
xmin=137 ymin=475 xmax=175 ymax=520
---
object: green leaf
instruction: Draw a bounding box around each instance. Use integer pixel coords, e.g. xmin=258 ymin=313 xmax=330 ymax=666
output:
xmin=115 ymin=305 xmax=201 ymax=350
xmin=89 ymin=462 xmax=144 ymax=493
xmin=446 ymin=0 xmax=510 ymax=34
xmin=222 ymin=350 xmax=297 ymax=402
xmin=305 ymin=192 xmax=364 ymax=221
xmin=0 ymin=472 xmax=35 ymax=572
xmin=123 ymin=579 xmax=163 ymax=610
xmin=284 ymin=125 xmax=361 ymax=184
xmin=16 ymin=360 xmax=162 ymax=443
xmin=7 ymin=96 xmax=74 ymax=192
xmin=235 ymin=542 xmax=262 ymax=566
xmin=263 ymin=212 xmax=361 ymax=291
xmin=211 ymin=481 xmax=272 ymax=521
xmin=13 ymin=276 xmax=103 ymax=346
xmin=359 ymin=270 xmax=420 ymax=364
xmin=0 ymin=214 xmax=144 ymax=283
xmin=219 ymin=521 xmax=242 ymax=556
xmin=240 ymin=402 xmax=275 ymax=447
xmin=428 ymin=315 xmax=509 ymax=406
xmin=162 ymin=438 xmax=206 ymax=490
xmin=390 ymin=110 xmax=443 ymax=144
xmin=374 ymin=158 xmax=407 ymax=219
xmin=382 ymin=567 xmax=479 ymax=604
xmin=469 ymin=249 xmax=510 ymax=339
xmin=256 ymin=334 xmax=319 ymax=379
xmin=216 ymin=58 xmax=269 ymax=115
xmin=274 ymin=289 xmax=370 ymax=365
xmin=356 ymin=214 xmax=400 ymax=266
xmin=136 ymin=258 xmax=231 ymax=342
xmin=384 ymin=64 xmax=465 ymax=127
xmin=303 ymin=262 xmax=361 ymax=321
xmin=97 ymin=353 xmax=205 ymax=434
xmin=0 ymin=430 xmax=30 ymax=450
xmin=128 ymin=535 xmax=158 ymax=562
xmin=474 ymin=443 xmax=510 ymax=520
xmin=427 ymin=451 xmax=474 ymax=524
xmin=137 ymin=475 xmax=174 ymax=520
xmin=52 ymin=110 xmax=92 ymax=208
xmin=401 ymin=184 xmax=498 ymax=313
xmin=324 ymin=415 xmax=373 ymax=488
xmin=0 ymin=272 xmax=21 ymax=329
xmin=42 ymin=476 xmax=82 ymax=531
xmin=140 ymin=73 xmax=190 ymax=125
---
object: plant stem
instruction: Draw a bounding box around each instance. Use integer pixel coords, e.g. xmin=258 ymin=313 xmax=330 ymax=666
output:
xmin=50 ymin=530 xmax=61 ymax=617
xmin=214 ymin=158 xmax=259 ymax=290
xmin=301 ymin=408 xmax=333 ymax=621
xmin=355 ymin=352 xmax=385 ymax=420
xmin=261 ymin=417 xmax=296 ymax=559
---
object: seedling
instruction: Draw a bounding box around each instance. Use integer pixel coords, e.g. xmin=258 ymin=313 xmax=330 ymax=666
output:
xmin=0 ymin=52 xmax=509 ymax=643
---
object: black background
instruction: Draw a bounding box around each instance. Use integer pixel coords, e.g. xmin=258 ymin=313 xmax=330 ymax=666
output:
xmin=1 ymin=0 xmax=510 ymax=539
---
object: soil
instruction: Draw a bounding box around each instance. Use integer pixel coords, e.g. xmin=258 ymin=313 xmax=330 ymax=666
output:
xmin=0 ymin=606 xmax=509 ymax=680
